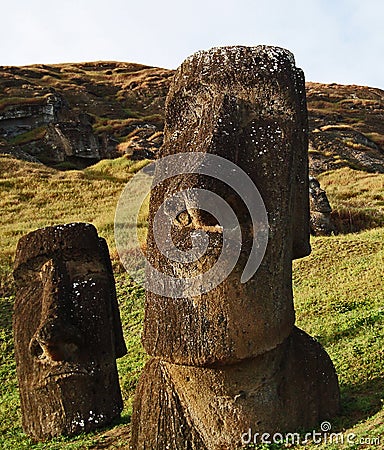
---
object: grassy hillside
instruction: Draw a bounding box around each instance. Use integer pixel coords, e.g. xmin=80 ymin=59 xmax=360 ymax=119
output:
xmin=0 ymin=155 xmax=383 ymax=449
xmin=0 ymin=62 xmax=172 ymax=166
xmin=1 ymin=63 xmax=384 ymax=174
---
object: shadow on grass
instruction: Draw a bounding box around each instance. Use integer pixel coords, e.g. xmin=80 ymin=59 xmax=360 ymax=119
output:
xmin=332 ymin=209 xmax=384 ymax=234
xmin=82 ymin=415 xmax=131 ymax=450
xmin=335 ymin=377 xmax=384 ymax=430
xmin=317 ymin=309 xmax=383 ymax=347
xmin=0 ymin=295 xmax=13 ymax=335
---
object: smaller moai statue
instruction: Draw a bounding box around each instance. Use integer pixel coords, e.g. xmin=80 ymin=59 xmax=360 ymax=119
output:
xmin=309 ymin=176 xmax=335 ymax=235
xmin=13 ymin=223 xmax=127 ymax=441
xmin=130 ymin=46 xmax=340 ymax=450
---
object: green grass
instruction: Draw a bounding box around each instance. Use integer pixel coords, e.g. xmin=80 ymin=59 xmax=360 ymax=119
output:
xmin=294 ymin=230 xmax=383 ymax=435
xmin=0 ymin=155 xmax=148 ymax=259
xmin=0 ymin=155 xmax=382 ymax=448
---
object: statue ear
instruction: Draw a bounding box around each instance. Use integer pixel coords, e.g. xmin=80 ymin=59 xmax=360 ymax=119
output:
xmin=292 ymin=169 xmax=311 ymax=259
xmin=291 ymin=68 xmax=311 ymax=260
xmin=98 ymin=238 xmax=127 ymax=358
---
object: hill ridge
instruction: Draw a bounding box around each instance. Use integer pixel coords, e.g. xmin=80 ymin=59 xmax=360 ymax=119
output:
xmin=0 ymin=61 xmax=383 ymax=173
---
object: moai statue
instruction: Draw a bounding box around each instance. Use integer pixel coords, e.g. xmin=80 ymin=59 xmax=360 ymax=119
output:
xmin=13 ymin=223 xmax=127 ymax=441
xmin=309 ymin=176 xmax=335 ymax=235
xmin=131 ymin=46 xmax=340 ymax=449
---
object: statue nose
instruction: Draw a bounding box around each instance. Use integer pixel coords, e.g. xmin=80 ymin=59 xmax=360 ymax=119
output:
xmin=30 ymin=317 xmax=83 ymax=362
xmin=29 ymin=258 xmax=83 ymax=362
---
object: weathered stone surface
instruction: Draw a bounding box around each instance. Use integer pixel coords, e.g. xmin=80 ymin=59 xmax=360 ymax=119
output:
xmin=130 ymin=358 xmax=206 ymax=450
xmin=0 ymin=92 xmax=109 ymax=164
xmin=131 ymin=46 xmax=340 ymax=450
xmin=0 ymin=144 xmax=42 ymax=163
xmin=118 ymin=125 xmax=162 ymax=160
xmin=44 ymin=119 xmax=102 ymax=161
xmin=308 ymin=127 xmax=384 ymax=174
xmin=143 ymin=45 xmax=310 ymax=365
xmin=131 ymin=328 xmax=340 ymax=450
xmin=309 ymin=176 xmax=335 ymax=235
xmin=13 ymin=223 xmax=126 ymax=441
xmin=0 ymin=94 xmax=60 ymax=138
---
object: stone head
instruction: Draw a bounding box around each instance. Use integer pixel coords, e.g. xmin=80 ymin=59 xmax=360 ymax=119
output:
xmin=13 ymin=223 xmax=126 ymax=440
xmin=143 ymin=46 xmax=311 ymax=365
xmin=309 ymin=176 xmax=332 ymax=214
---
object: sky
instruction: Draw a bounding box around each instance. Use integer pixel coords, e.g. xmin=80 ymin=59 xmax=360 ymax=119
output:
xmin=1 ymin=0 xmax=383 ymax=89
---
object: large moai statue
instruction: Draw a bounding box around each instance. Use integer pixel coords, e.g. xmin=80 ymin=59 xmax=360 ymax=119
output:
xmin=13 ymin=223 xmax=127 ymax=441
xmin=131 ymin=46 xmax=340 ymax=449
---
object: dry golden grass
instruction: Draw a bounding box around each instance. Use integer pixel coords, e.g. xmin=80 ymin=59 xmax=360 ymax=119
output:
xmin=318 ymin=167 xmax=384 ymax=232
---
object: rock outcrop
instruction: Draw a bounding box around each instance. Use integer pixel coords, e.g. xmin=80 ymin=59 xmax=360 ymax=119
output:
xmin=130 ymin=46 xmax=340 ymax=450
xmin=0 ymin=94 xmax=59 ymax=137
xmin=0 ymin=92 xmax=109 ymax=164
xmin=0 ymin=62 xmax=383 ymax=172
xmin=0 ymin=62 xmax=172 ymax=167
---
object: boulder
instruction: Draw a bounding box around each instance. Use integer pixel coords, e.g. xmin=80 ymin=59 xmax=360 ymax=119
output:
xmin=0 ymin=93 xmax=107 ymax=163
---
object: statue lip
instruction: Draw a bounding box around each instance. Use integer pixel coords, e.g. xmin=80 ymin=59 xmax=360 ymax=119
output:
xmin=44 ymin=364 xmax=99 ymax=381
xmin=32 ymin=365 xmax=100 ymax=390
xmin=46 ymin=370 xmax=89 ymax=379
